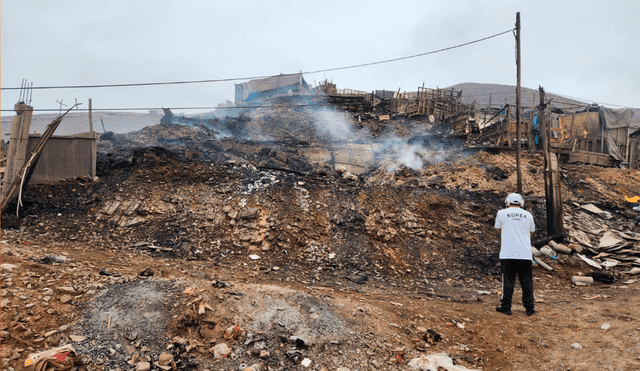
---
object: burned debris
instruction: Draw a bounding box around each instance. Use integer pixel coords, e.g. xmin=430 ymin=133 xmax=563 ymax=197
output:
xmin=2 ymin=74 xmax=640 ymax=371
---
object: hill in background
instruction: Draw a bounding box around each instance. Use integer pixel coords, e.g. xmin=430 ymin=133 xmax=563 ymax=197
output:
xmin=447 ymin=82 xmax=591 ymax=110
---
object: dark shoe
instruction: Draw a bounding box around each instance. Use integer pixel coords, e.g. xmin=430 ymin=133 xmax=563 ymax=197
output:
xmin=526 ymin=308 xmax=536 ymax=316
xmin=495 ymin=306 xmax=512 ymax=315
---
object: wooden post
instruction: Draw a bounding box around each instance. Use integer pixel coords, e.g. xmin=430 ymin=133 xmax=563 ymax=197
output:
xmin=600 ymin=113 xmax=605 ymax=154
xmin=2 ymin=103 xmax=34 ymax=200
xmin=88 ymin=98 xmax=94 ymax=134
xmin=484 ymin=93 xmax=492 ymax=127
xmin=506 ymin=105 xmax=512 ymax=148
xmin=528 ymin=120 xmax=535 ymax=154
xmin=539 ymin=86 xmax=565 ymax=237
xmin=515 ymin=11 xmax=523 ymax=194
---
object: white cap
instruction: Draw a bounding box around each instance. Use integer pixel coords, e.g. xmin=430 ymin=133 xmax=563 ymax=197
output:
xmin=505 ymin=193 xmax=524 ymax=207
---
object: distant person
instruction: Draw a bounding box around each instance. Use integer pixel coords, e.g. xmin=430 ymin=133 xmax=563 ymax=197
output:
xmin=494 ymin=193 xmax=536 ymax=316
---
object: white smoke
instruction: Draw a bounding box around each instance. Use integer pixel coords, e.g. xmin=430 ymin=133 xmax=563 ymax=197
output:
xmin=313 ymin=108 xmax=354 ymax=141
xmin=380 ymin=136 xmax=448 ymax=172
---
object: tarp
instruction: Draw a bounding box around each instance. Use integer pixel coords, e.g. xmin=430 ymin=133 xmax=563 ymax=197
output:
xmin=557 ymin=107 xmax=640 ymax=163
xmin=599 ymin=107 xmax=640 ymax=162
xmin=600 ymin=107 xmax=640 ymax=130
xmin=237 ymin=73 xmax=308 ymax=101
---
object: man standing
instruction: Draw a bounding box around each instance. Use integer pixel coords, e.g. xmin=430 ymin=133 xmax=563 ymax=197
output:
xmin=494 ymin=193 xmax=536 ymax=316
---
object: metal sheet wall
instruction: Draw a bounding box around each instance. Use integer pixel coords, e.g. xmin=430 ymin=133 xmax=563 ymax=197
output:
xmin=25 ymin=134 xmax=96 ymax=183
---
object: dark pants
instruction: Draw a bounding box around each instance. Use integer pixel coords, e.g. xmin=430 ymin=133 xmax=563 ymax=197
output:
xmin=500 ymin=259 xmax=534 ymax=310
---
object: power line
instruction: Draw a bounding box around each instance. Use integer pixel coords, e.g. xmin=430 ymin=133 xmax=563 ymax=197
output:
xmin=302 ymin=29 xmax=514 ymax=75
xmin=0 ymin=29 xmax=514 ymax=91
xmin=1 ymin=102 xmax=362 ymax=113
xmin=547 ymin=91 xmax=630 ymax=108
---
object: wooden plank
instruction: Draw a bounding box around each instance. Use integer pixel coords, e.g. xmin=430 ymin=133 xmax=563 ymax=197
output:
xmin=568 ymin=150 xmax=614 ymax=166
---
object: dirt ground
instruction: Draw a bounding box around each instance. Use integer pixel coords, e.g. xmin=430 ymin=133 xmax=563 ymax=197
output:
xmin=2 ymin=106 xmax=640 ymax=371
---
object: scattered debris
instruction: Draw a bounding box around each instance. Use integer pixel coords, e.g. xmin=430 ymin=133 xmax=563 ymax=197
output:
xmin=24 ymin=344 xmax=81 ymax=371
xmin=407 ymin=353 xmax=480 ymax=371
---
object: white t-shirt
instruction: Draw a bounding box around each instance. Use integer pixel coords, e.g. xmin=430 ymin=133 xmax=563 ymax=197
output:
xmin=495 ymin=207 xmax=535 ymax=260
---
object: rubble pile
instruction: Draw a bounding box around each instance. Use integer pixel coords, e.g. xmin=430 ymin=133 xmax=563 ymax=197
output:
xmin=2 ymin=101 xmax=640 ymax=370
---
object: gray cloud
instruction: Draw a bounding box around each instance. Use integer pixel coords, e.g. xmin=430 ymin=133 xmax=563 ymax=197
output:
xmin=2 ymin=0 xmax=639 ymax=116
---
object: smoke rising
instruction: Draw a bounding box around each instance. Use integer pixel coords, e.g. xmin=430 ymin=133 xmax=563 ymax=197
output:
xmin=312 ymin=108 xmax=354 ymax=141
xmin=158 ymin=101 xmax=456 ymax=175
xmin=378 ymin=135 xmax=448 ymax=172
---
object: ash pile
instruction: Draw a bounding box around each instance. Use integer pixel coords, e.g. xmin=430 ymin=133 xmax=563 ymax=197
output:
xmin=21 ymin=98 xmax=509 ymax=282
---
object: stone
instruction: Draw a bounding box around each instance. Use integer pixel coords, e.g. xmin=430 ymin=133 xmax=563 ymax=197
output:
xmin=158 ymin=352 xmax=174 ymax=366
xmin=172 ymin=336 xmax=187 ymax=345
xmin=60 ymin=295 xmax=73 ymax=304
xmin=125 ymin=345 xmax=137 ymax=354
xmin=69 ymin=334 xmax=86 ymax=342
xmin=571 ymin=343 xmax=582 ymax=350
xmin=136 ymin=361 xmax=151 ymax=371
xmin=239 ymin=207 xmax=260 ymax=220
xmin=128 ymin=353 xmax=140 ymax=365
xmin=44 ymin=330 xmax=58 ymax=337
xmin=301 ymin=358 xmax=312 ymax=367
xmin=1 ymin=299 xmax=10 ymax=307
xmin=1 ymin=263 xmax=18 ymax=272
xmin=58 ymin=286 xmax=76 ymax=293
xmin=10 ymin=349 xmax=21 ymax=360
xmin=210 ymin=343 xmax=232 ymax=358
xmin=259 ymin=350 xmax=270 ymax=358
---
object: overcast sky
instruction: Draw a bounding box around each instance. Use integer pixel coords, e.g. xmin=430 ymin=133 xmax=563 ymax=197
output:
xmin=2 ymin=0 xmax=639 ymax=116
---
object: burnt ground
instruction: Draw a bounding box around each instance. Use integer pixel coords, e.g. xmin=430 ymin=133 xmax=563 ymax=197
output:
xmin=2 ymin=106 xmax=640 ymax=371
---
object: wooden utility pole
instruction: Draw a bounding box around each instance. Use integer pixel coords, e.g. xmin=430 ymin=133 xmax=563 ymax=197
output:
xmin=515 ymin=12 xmax=523 ymax=194
xmin=539 ymin=86 xmax=565 ymax=237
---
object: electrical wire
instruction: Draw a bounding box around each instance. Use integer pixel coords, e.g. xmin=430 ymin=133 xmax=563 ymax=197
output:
xmin=0 ymin=29 xmax=514 ymax=91
xmin=2 ymin=102 xmax=365 ymax=113
xmin=546 ymin=91 xmax=629 ymax=108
